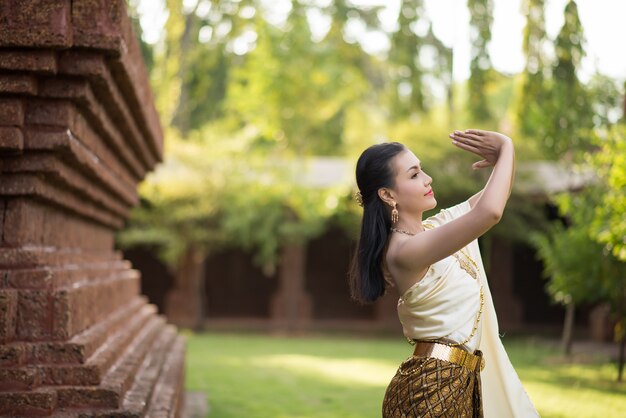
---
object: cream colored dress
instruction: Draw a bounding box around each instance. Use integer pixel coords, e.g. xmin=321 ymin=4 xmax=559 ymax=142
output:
xmin=397 ymin=200 xmax=540 ymax=418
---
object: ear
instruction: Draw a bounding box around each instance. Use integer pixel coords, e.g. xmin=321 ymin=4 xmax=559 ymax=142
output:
xmin=377 ymin=187 xmax=395 ymax=207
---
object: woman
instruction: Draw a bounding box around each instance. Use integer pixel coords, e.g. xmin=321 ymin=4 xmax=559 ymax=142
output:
xmin=350 ymin=129 xmax=539 ymax=417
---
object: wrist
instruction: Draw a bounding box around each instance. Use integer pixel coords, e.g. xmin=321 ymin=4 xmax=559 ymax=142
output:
xmin=496 ymin=140 xmax=514 ymax=162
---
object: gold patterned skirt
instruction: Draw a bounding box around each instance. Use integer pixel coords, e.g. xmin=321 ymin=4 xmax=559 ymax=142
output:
xmin=382 ymin=350 xmax=483 ymax=418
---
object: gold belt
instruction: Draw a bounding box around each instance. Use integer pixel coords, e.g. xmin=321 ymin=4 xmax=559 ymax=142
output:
xmin=412 ymin=341 xmax=485 ymax=372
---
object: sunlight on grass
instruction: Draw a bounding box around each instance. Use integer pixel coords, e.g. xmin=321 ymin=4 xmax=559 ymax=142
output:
xmin=252 ymin=354 xmax=400 ymax=386
xmin=185 ymin=332 xmax=626 ymax=418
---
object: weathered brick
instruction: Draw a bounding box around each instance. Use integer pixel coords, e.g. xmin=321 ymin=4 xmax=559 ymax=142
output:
xmin=0 ymin=74 xmax=38 ymax=95
xmin=0 ymin=1 xmax=181 ymax=416
xmin=0 ymin=173 xmax=125 ymax=230
xmin=0 ymin=126 xmax=24 ymax=152
xmin=0 ymin=0 xmax=73 ymax=48
xmin=143 ymin=331 xmax=185 ymax=417
xmin=1 ymin=197 xmax=45 ymax=248
xmin=56 ymin=52 xmax=161 ymax=168
xmin=42 ymin=364 xmax=101 ymax=386
xmin=71 ymin=0 xmax=125 ymax=53
xmin=0 ymin=366 xmax=42 ymax=390
xmin=100 ymin=315 xmax=167 ymax=399
xmin=0 ymin=289 xmax=18 ymax=342
xmin=38 ymin=75 xmax=153 ymax=177
xmin=0 ymin=98 xmax=24 ymax=125
xmin=0 ymin=388 xmax=56 ymax=416
xmin=22 ymin=126 xmax=141 ymax=197
xmin=0 ymin=50 xmax=58 ymax=74
xmin=56 ymin=386 xmax=120 ymax=409
xmin=24 ymin=98 xmax=74 ymax=127
xmin=0 ymin=343 xmax=26 ymax=367
xmin=16 ymin=290 xmax=52 ymax=341
xmin=51 ymin=271 xmax=140 ymax=340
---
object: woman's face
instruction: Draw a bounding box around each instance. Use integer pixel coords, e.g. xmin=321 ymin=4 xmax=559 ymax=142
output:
xmin=389 ymin=149 xmax=436 ymax=215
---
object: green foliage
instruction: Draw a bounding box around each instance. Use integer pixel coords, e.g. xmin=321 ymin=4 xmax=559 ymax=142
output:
xmin=517 ymin=0 xmax=549 ymax=139
xmin=531 ymin=215 xmax=608 ymax=306
xmin=126 ymin=0 xmax=625 ymax=312
xmin=227 ymin=13 xmax=369 ymax=156
xmin=388 ymin=0 xmax=428 ymax=116
xmin=117 ymin=129 xmax=229 ymax=267
xmin=543 ymin=0 xmax=593 ymax=158
xmin=220 ymin=156 xmax=350 ymax=268
xmin=388 ymin=1 xmax=453 ymax=119
xmin=467 ymin=0 xmax=494 ymax=122
xmin=531 ymin=126 xmax=626 ymax=338
xmin=589 ymin=125 xmax=626 ymax=261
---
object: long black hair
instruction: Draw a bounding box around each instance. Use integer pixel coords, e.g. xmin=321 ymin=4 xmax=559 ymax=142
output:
xmin=349 ymin=142 xmax=406 ymax=303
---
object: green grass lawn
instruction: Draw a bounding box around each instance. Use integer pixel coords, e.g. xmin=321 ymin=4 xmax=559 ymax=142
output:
xmin=185 ymin=332 xmax=626 ymax=418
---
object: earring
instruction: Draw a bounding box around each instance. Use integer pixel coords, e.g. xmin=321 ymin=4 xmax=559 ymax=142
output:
xmin=391 ymin=202 xmax=399 ymax=224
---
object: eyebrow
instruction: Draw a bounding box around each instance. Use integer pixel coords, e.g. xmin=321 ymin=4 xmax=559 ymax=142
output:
xmin=406 ymin=163 xmax=422 ymax=172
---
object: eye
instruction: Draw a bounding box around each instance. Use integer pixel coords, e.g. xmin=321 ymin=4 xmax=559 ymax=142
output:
xmin=411 ymin=171 xmax=419 ymax=179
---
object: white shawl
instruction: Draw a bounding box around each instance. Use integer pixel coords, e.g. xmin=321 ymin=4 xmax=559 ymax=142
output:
xmin=398 ymin=200 xmax=539 ymax=418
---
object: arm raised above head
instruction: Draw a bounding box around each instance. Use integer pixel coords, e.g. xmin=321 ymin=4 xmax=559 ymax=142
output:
xmin=392 ymin=130 xmax=515 ymax=272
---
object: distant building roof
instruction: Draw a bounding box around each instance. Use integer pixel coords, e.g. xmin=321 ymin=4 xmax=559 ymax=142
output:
xmin=515 ymin=161 xmax=595 ymax=196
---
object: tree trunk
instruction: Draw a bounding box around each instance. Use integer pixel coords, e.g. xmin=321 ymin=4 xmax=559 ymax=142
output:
xmin=618 ymin=323 xmax=625 ymax=382
xmin=270 ymin=243 xmax=312 ymax=333
xmin=165 ymin=246 xmax=207 ymax=330
xmin=562 ymin=300 xmax=575 ymax=355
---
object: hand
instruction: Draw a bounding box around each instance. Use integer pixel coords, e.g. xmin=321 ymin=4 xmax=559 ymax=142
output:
xmin=448 ymin=129 xmax=512 ymax=170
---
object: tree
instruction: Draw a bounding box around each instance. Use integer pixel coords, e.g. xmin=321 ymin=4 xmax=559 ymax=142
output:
xmin=467 ymin=0 xmax=494 ymax=122
xmin=531 ymin=196 xmax=607 ymax=355
xmin=117 ymin=129 xmax=230 ymax=328
xmin=517 ymin=0 xmax=550 ymax=139
xmin=590 ymin=126 xmax=626 ymax=263
xmin=388 ymin=0 xmax=429 ymax=117
xmin=226 ymin=1 xmax=371 ymax=155
xmin=543 ymin=0 xmax=593 ymax=158
xmin=533 ymin=125 xmax=626 ymax=380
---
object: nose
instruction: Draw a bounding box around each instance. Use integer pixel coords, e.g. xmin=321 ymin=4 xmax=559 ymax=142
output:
xmin=425 ymin=174 xmax=432 ymax=186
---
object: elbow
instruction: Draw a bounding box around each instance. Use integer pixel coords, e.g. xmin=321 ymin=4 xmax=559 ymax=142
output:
xmin=478 ymin=208 xmax=502 ymax=227
xmin=474 ymin=203 xmax=503 ymax=226
xmin=488 ymin=209 xmax=503 ymax=225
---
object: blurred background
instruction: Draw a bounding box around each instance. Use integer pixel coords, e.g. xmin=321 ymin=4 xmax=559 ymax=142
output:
xmin=115 ymin=1 xmax=626 ymax=416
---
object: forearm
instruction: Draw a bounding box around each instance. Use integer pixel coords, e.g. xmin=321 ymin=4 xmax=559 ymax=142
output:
xmin=475 ymin=141 xmax=515 ymax=219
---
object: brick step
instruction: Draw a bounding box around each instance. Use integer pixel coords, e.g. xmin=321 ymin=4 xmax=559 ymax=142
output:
xmin=0 ymin=296 xmax=146 ymax=367
xmin=1 ymin=260 xmax=132 ymax=291
xmin=3 ymin=152 xmax=134 ymax=221
xmin=43 ymin=303 xmax=159 ymax=387
xmin=0 ymin=300 xmax=156 ymax=391
xmin=0 ymin=387 xmax=57 ymax=417
xmin=100 ymin=326 xmax=180 ymax=417
xmin=143 ymin=334 xmax=186 ymax=418
xmin=0 ymin=246 xmax=124 ymax=271
xmin=12 ymin=268 xmax=141 ymax=342
xmin=50 ymin=269 xmax=141 ymax=341
xmin=54 ymin=314 xmax=167 ymax=409
xmin=46 ymin=327 xmax=183 ymax=418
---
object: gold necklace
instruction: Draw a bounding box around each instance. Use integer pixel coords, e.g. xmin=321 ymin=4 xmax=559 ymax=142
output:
xmin=390 ymin=227 xmax=422 ymax=235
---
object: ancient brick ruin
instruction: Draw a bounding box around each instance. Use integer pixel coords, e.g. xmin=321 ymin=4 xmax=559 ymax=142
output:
xmin=0 ymin=1 xmax=186 ymax=416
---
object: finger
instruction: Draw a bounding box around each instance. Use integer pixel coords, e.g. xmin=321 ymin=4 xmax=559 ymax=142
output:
xmin=464 ymin=129 xmax=485 ymax=136
xmin=472 ymin=160 xmax=492 ymax=169
xmin=454 ymin=131 xmax=483 ymax=143
xmin=451 ymin=138 xmax=482 ymax=155
xmin=450 ymin=132 xmax=481 ymax=146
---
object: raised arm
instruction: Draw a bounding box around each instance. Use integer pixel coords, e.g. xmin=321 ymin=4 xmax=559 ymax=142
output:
xmin=391 ymin=130 xmax=514 ymax=271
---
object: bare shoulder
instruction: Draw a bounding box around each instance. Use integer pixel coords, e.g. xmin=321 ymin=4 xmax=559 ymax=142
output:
xmin=391 ymin=208 xmax=496 ymax=276
xmin=385 ymin=233 xmax=431 ymax=293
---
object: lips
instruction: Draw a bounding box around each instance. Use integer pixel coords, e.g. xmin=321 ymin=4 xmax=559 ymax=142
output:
xmin=425 ymin=189 xmax=434 ymax=196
